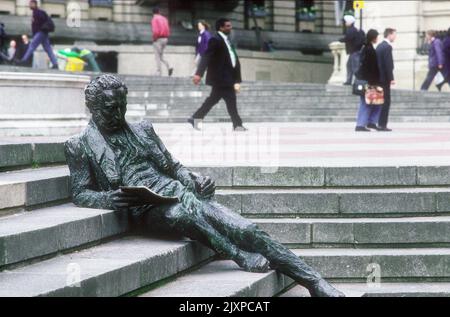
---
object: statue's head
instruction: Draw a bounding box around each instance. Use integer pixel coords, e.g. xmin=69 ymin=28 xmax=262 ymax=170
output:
xmin=85 ymin=74 xmax=128 ymax=133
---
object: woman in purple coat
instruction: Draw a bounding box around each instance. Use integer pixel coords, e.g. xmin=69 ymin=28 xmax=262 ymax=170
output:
xmin=437 ymin=28 xmax=450 ymax=91
xmin=194 ymin=21 xmax=212 ymax=73
xmin=421 ymin=30 xmax=445 ymax=91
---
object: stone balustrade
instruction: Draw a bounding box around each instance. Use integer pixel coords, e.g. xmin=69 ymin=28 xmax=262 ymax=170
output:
xmin=327 ymin=41 xmax=348 ymax=86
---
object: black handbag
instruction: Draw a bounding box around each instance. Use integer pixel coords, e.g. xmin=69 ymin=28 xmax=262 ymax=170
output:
xmin=352 ymin=79 xmax=368 ymax=96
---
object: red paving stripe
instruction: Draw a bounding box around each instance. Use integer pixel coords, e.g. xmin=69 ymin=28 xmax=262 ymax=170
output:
xmin=163 ymin=132 xmax=450 ymax=144
xmin=278 ymin=149 xmax=450 ymax=159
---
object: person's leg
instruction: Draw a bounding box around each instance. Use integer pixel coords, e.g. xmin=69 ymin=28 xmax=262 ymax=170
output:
xmin=41 ymin=33 xmax=58 ymax=67
xmin=222 ymin=86 xmax=243 ymax=128
xmin=420 ymin=67 xmax=438 ymax=91
xmin=368 ymin=105 xmax=382 ymax=125
xmin=345 ymin=55 xmax=352 ymax=84
xmin=356 ymin=96 xmax=370 ymax=127
xmin=153 ymin=38 xmax=163 ymax=76
xmin=84 ymin=53 xmax=101 ymax=72
xmin=200 ymin=201 xmax=343 ymax=297
xmin=192 ymin=54 xmax=201 ymax=76
xmin=20 ymin=32 xmax=45 ymax=63
xmin=350 ymin=52 xmax=360 ymax=83
xmin=378 ymin=85 xmax=391 ymax=128
xmin=192 ymin=86 xmax=223 ymax=120
xmin=159 ymin=38 xmax=171 ymax=72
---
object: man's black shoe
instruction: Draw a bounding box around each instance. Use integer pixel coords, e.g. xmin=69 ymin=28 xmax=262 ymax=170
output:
xmin=51 ymin=64 xmax=59 ymax=70
xmin=187 ymin=117 xmax=201 ymax=130
xmin=355 ymin=126 xmax=370 ymax=132
xmin=233 ymin=126 xmax=248 ymax=132
xmin=377 ymin=127 xmax=392 ymax=132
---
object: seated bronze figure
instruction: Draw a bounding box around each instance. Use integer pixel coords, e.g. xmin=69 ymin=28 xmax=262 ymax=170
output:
xmin=65 ymin=74 xmax=344 ymax=297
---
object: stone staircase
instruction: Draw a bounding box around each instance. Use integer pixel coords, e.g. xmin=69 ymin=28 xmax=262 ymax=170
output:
xmin=1 ymin=66 xmax=450 ymax=125
xmin=120 ymin=75 xmax=450 ymax=124
xmin=1 ymin=140 xmax=450 ymax=296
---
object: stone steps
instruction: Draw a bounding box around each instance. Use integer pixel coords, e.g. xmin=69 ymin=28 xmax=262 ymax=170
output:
xmin=253 ymin=216 xmax=450 ymax=246
xmin=290 ymin=248 xmax=450 ymax=281
xmin=120 ymin=77 xmax=450 ymax=123
xmin=4 ymin=156 xmax=450 ymax=187
xmin=138 ymin=247 xmax=450 ymax=296
xmin=139 ymin=260 xmax=293 ymax=297
xmin=4 ymin=165 xmax=450 ymax=217
xmin=0 ymin=204 xmax=128 ymax=267
xmin=0 ymin=141 xmax=66 ymax=171
xmin=215 ymin=187 xmax=450 ymax=218
xmin=0 ymin=236 xmax=213 ymax=297
xmin=281 ymin=282 xmax=450 ymax=297
xmin=0 ymin=166 xmax=69 ymax=211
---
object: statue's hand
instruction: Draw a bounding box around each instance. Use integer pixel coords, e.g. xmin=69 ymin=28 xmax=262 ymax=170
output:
xmin=192 ymin=174 xmax=215 ymax=199
xmin=198 ymin=176 xmax=216 ymax=199
xmin=110 ymin=189 xmax=145 ymax=209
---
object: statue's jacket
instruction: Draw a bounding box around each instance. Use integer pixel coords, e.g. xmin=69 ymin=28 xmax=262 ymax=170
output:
xmin=65 ymin=120 xmax=193 ymax=211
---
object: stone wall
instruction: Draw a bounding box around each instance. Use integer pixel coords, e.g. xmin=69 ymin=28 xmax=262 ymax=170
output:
xmin=48 ymin=44 xmax=333 ymax=83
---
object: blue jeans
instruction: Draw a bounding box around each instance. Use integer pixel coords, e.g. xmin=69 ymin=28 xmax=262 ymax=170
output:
xmin=356 ymin=95 xmax=382 ymax=127
xmin=345 ymin=52 xmax=361 ymax=84
xmin=20 ymin=31 xmax=58 ymax=67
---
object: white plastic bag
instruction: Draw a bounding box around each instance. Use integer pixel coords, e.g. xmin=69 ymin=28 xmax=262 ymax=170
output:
xmin=434 ymin=71 xmax=445 ymax=86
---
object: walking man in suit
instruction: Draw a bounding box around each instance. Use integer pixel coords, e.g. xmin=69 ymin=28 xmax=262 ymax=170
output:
xmin=188 ymin=18 xmax=247 ymax=131
xmin=376 ymin=28 xmax=397 ymax=132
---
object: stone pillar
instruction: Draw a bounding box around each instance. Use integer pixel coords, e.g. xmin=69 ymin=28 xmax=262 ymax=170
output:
xmin=327 ymin=41 xmax=347 ymax=85
xmin=113 ymin=0 xmax=153 ymax=23
xmin=273 ymin=0 xmax=296 ymax=32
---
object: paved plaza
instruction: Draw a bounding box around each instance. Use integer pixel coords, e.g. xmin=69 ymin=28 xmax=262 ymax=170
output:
xmin=132 ymin=122 xmax=450 ymax=167
xmin=3 ymin=122 xmax=450 ymax=167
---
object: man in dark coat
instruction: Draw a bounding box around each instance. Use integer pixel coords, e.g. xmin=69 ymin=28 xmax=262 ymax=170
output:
xmin=65 ymin=74 xmax=345 ymax=297
xmin=376 ymin=28 xmax=397 ymax=132
xmin=18 ymin=0 xmax=58 ymax=69
xmin=340 ymin=15 xmax=364 ymax=85
xmin=188 ymin=18 xmax=247 ymax=131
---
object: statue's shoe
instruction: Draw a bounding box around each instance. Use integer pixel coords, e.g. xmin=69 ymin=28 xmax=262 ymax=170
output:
xmin=308 ymin=279 xmax=346 ymax=297
xmin=234 ymin=251 xmax=271 ymax=273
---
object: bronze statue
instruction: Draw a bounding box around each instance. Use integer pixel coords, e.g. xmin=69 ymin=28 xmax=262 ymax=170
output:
xmin=65 ymin=74 xmax=345 ymax=297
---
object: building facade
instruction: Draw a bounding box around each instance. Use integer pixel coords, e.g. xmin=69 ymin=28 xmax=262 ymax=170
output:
xmin=0 ymin=0 xmax=449 ymax=90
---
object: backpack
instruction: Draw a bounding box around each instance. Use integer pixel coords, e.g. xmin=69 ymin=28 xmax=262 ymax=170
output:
xmin=41 ymin=16 xmax=55 ymax=33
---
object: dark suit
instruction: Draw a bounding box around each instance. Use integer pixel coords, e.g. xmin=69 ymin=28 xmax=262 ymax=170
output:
xmin=192 ymin=33 xmax=243 ymax=128
xmin=376 ymin=40 xmax=394 ymax=128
